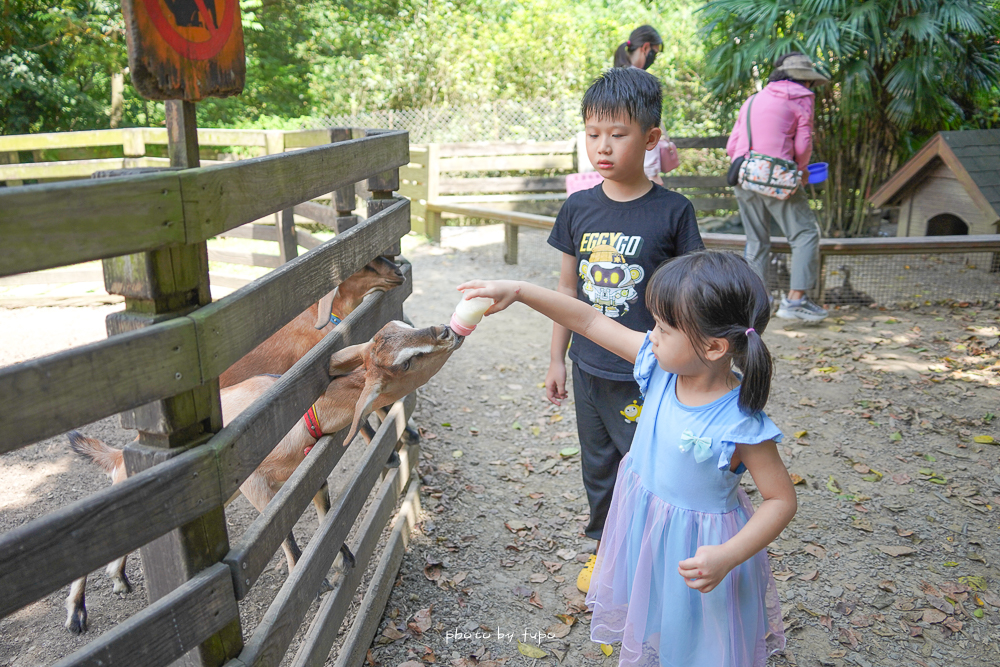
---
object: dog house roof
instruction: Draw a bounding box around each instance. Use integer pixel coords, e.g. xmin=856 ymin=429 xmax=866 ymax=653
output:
xmin=870 ymin=129 xmax=1000 ymax=221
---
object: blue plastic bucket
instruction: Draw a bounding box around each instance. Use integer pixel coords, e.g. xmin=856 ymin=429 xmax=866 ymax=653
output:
xmin=807 ymin=162 xmax=828 ymax=183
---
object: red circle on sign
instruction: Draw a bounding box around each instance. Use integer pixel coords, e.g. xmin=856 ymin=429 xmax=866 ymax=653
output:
xmin=144 ymin=0 xmax=235 ymax=61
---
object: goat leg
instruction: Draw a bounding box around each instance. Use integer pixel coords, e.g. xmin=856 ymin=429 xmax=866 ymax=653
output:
xmin=339 ymin=543 xmax=357 ymax=569
xmin=281 ymin=531 xmax=303 ymax=572
xmin=65 ymin=576 xmax=88 ymax=634
xmin=106 ymin=555 xmax=131 ymax=595
xmin=385 ymin=449 xmax=401 ymax=468
xmin=401 ymin=417 xmax=421 ymax=448
xmin=360 ymin=416 xmax=402 ymax=467
xmin=312 ymin=481 xmax=331 ymax=521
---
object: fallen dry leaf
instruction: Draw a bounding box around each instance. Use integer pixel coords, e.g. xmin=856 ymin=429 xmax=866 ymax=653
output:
xmin=452 ymin=571 xmax=468 ymax=585
xmin=542 ymin=560 xmax=563 ymax=573
xmin=853 ymin=463 xmax=871 ymax=474
xmin=546 ymin=622 xmax=572 ymax=639
xmin=423 ymin=562 xmax=443 ymax=581
xmin=789 ymin=473 xmax=806 ymax=485
xmin=555 ymin=614 xmax=576 ymax=626
xmin=805 ymin=544 xmax=826 ymax=559
xmin=517 ymin=641 xmax=547 ymax=659
xmin=922 ymin=609 xmax=947 ymax=624
xmin=878 ymin=545 xmax=916 ymax=557
xmin=892 ymin=473 xmax=912 ymax=485
xmin=773 ymin=570 xmax=796 ymax=581
xmin=799 ymin=570 xmax=819 ymax=581
xmin=878 ymin=580 xmax=897 ymax=593
xmin=382 ymin=626 xmax=405 ymax=640
xmin=528 ymin=591 xmax=544 ymax=609
xmin=530 ymin=573 xmax=548 ymax=584
xmin=409 ymin=607 xmax=432 ymax=634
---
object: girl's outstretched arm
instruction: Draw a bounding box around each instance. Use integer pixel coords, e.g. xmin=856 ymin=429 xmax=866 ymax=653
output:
xmin=677 ymin=441 xmax=796 ymax=593
xmin=458 ymin=279 xmax=646 ymax=364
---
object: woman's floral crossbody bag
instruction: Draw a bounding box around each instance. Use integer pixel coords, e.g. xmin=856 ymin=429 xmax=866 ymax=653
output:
xmin=736 ymin=95 xmax=802 ymax=200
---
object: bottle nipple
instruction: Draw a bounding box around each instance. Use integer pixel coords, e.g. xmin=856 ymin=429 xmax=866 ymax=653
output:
xmin=450 ymin=296 xmax=493 ymax=336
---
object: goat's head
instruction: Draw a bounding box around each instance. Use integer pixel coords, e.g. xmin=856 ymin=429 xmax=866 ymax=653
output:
xmin=329 ymin=321 xmax=463 ymax=445
xmin=315 ymin=258 xmax=405 ymax=329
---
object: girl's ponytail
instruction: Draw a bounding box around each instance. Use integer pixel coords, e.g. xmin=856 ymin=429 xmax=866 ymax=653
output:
xmin=613 ymin=25 xmax=662 ymax=68
xmin=738 ymin=323 xmax=773 ymax=415
xmin=613 ymin=42 xmax=633 ymax=68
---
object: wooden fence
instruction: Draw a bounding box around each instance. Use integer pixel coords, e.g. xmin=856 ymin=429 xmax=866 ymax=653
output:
xmin=0 ymin=126 xmax=422 ymax=666
xmin=0 ymin=128 xmax=371 ymax=294
xmin=403 ymin=136 xmax=732 ymax=241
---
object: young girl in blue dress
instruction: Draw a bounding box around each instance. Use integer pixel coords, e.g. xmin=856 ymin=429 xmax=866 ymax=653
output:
xmin=459 ymin=251 xmax=796 ymax=667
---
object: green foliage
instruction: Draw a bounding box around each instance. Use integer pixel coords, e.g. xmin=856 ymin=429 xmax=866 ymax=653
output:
xmin=305 ymin=0 xmax=716 ymax=135
xmin=700 ymin=0 xmax=1000 ymax=236
xmin=0 ymin=0 xmax=127 ymax=133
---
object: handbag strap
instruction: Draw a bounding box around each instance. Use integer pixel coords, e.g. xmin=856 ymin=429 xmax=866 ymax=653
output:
xmin=745 ymin=94 xmax=756 ymax=152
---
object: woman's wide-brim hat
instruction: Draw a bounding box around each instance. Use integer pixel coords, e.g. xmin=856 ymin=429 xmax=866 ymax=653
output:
xmin=774 ymin=54 xmax=830 ymax=83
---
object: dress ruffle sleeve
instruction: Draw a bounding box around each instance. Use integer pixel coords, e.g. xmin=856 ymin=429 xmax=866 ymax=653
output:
xmin=633 ymin=332 xmax=658 ymax=395
xmin=716 ymin=411 xmax=784 ymax=473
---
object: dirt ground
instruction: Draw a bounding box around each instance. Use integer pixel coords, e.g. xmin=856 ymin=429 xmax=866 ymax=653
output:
xmin=1 ymin=224 xmax=999 ymax=667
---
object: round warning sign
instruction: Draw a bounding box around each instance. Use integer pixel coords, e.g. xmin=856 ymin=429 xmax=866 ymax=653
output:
xmin=143 ymin=0 xmax=236 ymax=61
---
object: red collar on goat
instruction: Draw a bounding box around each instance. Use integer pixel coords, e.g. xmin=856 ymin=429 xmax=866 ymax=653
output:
xmin=303 ymin=404 xmax=323 ymax=440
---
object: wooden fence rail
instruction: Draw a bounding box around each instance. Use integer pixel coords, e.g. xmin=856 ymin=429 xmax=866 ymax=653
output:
xmin=404 ymin=136 xmax=734 ymax=241
xmin=0 ymin=125 xmax=423 ymax=667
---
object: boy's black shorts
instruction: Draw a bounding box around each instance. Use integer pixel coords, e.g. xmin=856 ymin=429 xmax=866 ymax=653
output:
xmin=571 ymin=364 xmax=642 ymax=541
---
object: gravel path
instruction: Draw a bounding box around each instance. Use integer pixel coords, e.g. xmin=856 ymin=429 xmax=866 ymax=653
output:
xmin=1 ymin=224 xmax=998 ymax=667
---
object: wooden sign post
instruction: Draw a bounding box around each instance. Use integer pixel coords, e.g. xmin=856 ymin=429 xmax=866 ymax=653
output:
xmin=108 ymin=3 xmax=247 ymax=666
xmin=122 ymin=0 xmax=246 ymax=101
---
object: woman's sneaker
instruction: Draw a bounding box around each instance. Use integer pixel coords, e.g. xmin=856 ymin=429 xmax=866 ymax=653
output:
xmin=776 ymin=296 xmax=828 ymax=321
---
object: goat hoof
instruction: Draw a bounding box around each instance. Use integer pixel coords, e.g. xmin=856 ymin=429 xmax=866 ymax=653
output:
xmin=111 ymin=576 xmax=132 ymax=595
xmin=339 ymin=544 xmax=357 ymax=569
xmin=66 ymin=607 xmax=88 ymax=634
xmin=385 ymin=450 xmax=401 ymax=469
xmin=401 ymin=424 xmax=420 ymax=447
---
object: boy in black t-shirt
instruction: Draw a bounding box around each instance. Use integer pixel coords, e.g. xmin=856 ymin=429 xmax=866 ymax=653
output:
xmin=546 ymin=68 xmax=704 ymax=593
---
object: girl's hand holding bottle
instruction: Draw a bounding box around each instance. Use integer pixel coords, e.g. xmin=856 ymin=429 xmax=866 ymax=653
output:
xmin=456 ymin=279 xmax=522 ymax=315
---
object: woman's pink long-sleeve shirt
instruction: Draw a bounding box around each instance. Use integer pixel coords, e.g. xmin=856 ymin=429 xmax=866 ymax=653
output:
xmin=726 ymin=80 xmax=815 ymax=172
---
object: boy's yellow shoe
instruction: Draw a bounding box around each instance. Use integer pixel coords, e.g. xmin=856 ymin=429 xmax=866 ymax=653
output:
xmin=576 ymin=554 xmax=597 ymax=593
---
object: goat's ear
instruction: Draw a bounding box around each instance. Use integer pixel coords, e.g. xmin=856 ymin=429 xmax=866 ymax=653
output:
xmin=314 ymin=288 xmax=338 ymax=330
xmin=329 ymin=342 xmax=370 ymax=377
xmin=342 ymin=376 xmax=381 ymax=447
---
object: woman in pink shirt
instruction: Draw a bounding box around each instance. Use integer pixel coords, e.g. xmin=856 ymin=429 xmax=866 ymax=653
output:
xmin=727 ymin=52 xmax=829 ymax=322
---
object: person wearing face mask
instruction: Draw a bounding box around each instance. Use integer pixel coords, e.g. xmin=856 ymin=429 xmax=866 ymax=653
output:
xmin=612 ymin=25 xmax=679 ymax=185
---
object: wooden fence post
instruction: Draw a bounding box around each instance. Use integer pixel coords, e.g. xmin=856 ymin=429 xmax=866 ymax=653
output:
xmin=102 ymin=99 xmax=243 ymax=667
xmin=278 ymin=208 xmax=299 ymax=263
xmin=503 ymin=223 xmax=519 ymax=265
xmin=332 ymin=128 xmax=359 ymax=233
xmin=1 ymin=152 xmax=23 ymax=187
xmin=368 ymin=164 xmax=403 ymax=256
xmin=265 ymin=130 xmax=299 ymax=257
xmin=425 ymin=143 xmax=441 ymax=243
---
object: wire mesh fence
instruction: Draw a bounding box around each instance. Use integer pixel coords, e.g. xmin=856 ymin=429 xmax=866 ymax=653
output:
xmin=765 ymin=250 xmax=1000 ymax=308
xmin=310 ymin=99 xmax=583 ymax=143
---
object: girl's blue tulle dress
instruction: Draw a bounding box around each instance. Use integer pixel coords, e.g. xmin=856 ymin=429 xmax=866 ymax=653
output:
xmin=586 ymin=333 xmax=786 ymax=667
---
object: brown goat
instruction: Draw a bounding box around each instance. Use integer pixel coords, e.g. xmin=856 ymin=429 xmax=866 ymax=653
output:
xmin=219 ymin=256 xmax=404 ymax=388
xmin=66 ymin=321 xmax=463 ymax=634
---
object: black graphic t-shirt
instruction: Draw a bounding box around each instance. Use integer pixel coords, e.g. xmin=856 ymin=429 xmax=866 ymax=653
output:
xmin=548 ymin=183 xmax=704 ymax=381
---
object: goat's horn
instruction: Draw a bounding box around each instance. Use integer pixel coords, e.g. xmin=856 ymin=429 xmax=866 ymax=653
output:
xmin=342 ymin=379 xmax=381 ymax=447
xmin=314 ymin=288 xmax=338 ymax=330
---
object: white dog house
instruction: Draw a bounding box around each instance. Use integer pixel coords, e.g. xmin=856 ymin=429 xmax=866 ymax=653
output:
xmin=870 ymin=129 xmax=1000 ymax=237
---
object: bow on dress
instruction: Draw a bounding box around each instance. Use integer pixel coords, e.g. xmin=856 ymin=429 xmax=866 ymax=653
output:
xmin=679 ymin=430 xmax=713 ymax=463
